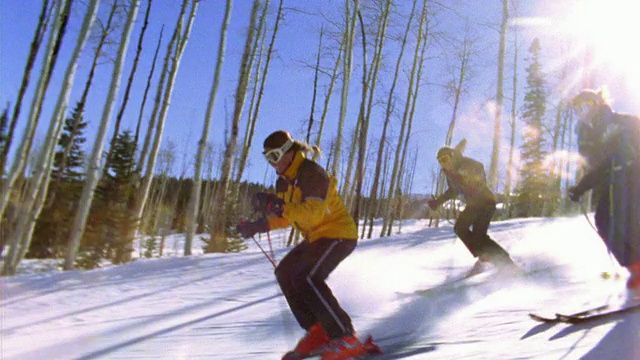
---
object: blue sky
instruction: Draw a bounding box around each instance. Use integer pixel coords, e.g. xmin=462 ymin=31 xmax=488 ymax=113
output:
xmin=2 ymin=0 xmax=639 ymax=194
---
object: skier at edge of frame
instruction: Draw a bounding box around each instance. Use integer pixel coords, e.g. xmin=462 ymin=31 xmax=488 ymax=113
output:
xmin=568 ymin=87 xmax=640 ymax=294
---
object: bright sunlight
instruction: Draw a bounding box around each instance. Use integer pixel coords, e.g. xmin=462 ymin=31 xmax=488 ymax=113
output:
xmin=557 ymin=0 xmax=640 ymax=90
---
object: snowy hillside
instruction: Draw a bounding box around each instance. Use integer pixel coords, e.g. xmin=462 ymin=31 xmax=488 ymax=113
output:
xmin=3 ymin=215 xmax=639 ymax=359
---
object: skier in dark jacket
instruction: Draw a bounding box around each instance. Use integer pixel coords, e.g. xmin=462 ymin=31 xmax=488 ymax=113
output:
xmin=428 ymin=142 xmax=515 ymax=274
xmin=568 ymin=88 xmax=640 ymax=289
xmin=236 ymin=130 xmax=375 ymax=360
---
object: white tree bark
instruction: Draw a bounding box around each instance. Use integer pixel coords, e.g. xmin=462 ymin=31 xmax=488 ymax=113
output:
xmin=333 ymin=0 xmax=359 ymax=178
xmin=185 ymin=0 xmax=231 ymax=256
xmin=381 ymin=0 xmax=428 ymax=237
xmin=207 ymin=0 xmax=260 ymax=253
xmin=489 ymin=0 xmax=508 ymax=191
xmin=134 ymin=0 xmax=198 ymax=235
xmin=64 ymin=0 xmax=141 ymax=270
xmin=0 ymin=0 xmax=67 ymax=218
xmin=2 ymin=0 xmax=99 ymax=275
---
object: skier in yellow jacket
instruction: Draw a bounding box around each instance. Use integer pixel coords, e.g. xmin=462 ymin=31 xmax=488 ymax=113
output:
xmin=236 ymin=130 xmax=373 ymax=360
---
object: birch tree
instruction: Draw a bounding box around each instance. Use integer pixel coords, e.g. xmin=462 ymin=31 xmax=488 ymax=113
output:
xmin=342 ymin=7 xmax=367 ymax=210
xmin=306 ymin=25 xmax=324 ymax=143
xmin=488 ymin=0 xmax=508 ymax=191
xmin=313 ymin=38 xmax=343 ymax=153
xmin=131 ymin=0 xmax=197 ymax=255
xmin=381 ymin=0 xmax=428 ymax=237
xmin=333 ymin=0 xmax=359 ymax=177
xmin=207 ymin=0 xmax=261 ymax=253
xmin=505 ymin=5 xmax=519 ymax=216
xmin=3 ymin=0 xmax=100 ymax=275
xmin=366 ymin=0 xmax=418 ymax=238
xmin=353 ymin=0 xmax=391 ymax=223
xmin=389 ymin=6 xmax=429 ymax=235
xmin=104 ymin=0 xmax=154 ymax=172
xmin=50 ymin=0 xmax=119 ymax=203
xmin=0 ymin=0 xmax=71 ymax=218
xmin=0 ymin=0 xmax=52 ymax=176
xmin=236 ymin=0 xmax=285 ymax=185
xmin=64 ymin=0 xmax=141 ymax=270
xmin=131 ymin=43 xmax=159 ymax=153
xmin=185 ymin=0 xmax=232 ymax=256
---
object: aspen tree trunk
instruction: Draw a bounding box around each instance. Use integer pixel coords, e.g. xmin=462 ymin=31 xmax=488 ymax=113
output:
xmin=381 ymin=0 xmax=428 ymax=237
xmin=185 ymin=0 xmax=232 ymax=256
xmin=397 ymin=149 xmax=418 ymax=233
xmin=314 ymin=40 xmax=343 ymax=155
xmin=563 ymin=114 xmax=575 ymax=208
xmin=133 ymin=0 xmax=197 ymax=246
xmin=489 ymin=0 xmax=508 ymax=191
xmin=389 ymin=14 xmax=429 ymax=236
xmin=236 ymin=7 xmax=266 ymax=180
xmin=342 ymin=7 xmax=367 ymax=208
xmin=231 ymin=0 xmax=265 ymax=182
xmin=354 ymin=0 xmax=391 ymax=224
xmin=64 ymin=0 xmax=141 ymax=270
xmin=306 ymin=26 xmax=324 ymax=143
xmin=2 ymin=0 xmax=100 ymax=275
xmin=0 ymin=0 xmax=70 ymax=218
xmin=443 ymin=35 xmax=472 ymax=147
xmin=236 ymin=0 xmax=284 ymax=185
xmin=51 ymin=0 xmax=118 ymax=200
xmin=104 ymin=0 xmax=154 ymax=172
xmin=137 ymin=31 xmax=176 ymax=181
xmin=505 ymin=4 xmax=519 ymax=217
xmin=433 ymin=31 xmax=474 ymax=222
xmin=333 ymin=0 xmax=359 ymax=177
xmin=134 ymin=25 xmax=164 ymax=151
xmin=0 ymin=0 xmax=52 ymax=176
xmin=208 ymin=0 xmax=260 ymax=253
xmin=366 ymin=0 xmax=417 ymax=238
xmin=201 ymin=145 xmax=218 ymax=230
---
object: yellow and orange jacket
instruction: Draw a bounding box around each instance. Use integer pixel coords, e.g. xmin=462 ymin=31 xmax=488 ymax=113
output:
xmin=266 ymin=151 xmax=358 ymax=243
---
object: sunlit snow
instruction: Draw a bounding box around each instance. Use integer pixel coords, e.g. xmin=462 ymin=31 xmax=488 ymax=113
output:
xmin=3 ymin=215 xmax=639 ymax=359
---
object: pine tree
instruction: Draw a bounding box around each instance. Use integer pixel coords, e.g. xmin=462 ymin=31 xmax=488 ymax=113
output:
xmin=514 ymin=38 xmax=554 ymax=217
xmin=82 ymin=130 xmax=137 ymax=267
xmin=30 ymin=102 xmax=87 ymax=258
xmin=104 ymin=130 xmax=137 ymax=264
xmin=53 ymin=102 xmax=88 ymax=180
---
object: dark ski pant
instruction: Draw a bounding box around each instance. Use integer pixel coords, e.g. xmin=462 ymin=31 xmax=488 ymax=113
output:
xmin=275 ymin=238 xmax=356 ymax=339
xmin=595 ymin=177 xmax=640 ymax=267
xmin=454 ymin=203 xmax=512 ymax=265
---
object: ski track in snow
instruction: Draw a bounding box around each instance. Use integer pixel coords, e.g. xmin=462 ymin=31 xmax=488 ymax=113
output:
xmin=3 ymin=215 xmax=640 ymax=359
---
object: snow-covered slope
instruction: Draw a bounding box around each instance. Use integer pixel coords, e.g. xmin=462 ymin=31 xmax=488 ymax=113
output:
xmin=3 ymin=215 xmax=639 ymax=359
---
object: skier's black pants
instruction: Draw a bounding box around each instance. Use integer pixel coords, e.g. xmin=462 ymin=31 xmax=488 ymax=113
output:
xmin=454 ymin=203 xmax=511 ymax=264
xmin=595 ymin=180 xmax=640 ymax=267
xmin=275 ymin=238 xmax=356 ymax=339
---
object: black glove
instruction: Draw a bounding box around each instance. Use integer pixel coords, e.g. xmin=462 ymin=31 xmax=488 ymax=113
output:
xmin=427 ymin=198 xmax=440 ymax=210
xmin=236 ymin=217 xmax=269 ymax=238
xmin=252 ymin=192 xmax=285 ymax=216
xmin=567 ymin=186 xmax=583 ymax=202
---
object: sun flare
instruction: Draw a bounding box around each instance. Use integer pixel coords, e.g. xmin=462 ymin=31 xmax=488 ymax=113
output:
xmin=556 ymin=0 xmax=640 ymax=89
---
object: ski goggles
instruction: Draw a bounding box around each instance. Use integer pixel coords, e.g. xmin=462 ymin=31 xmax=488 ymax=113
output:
xmin=263 ymin=139 xmax=294 ymax=164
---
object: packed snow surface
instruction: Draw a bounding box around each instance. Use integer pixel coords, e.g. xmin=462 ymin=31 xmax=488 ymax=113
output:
xmin=3 ymin=215 xmax=639 ymax=359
